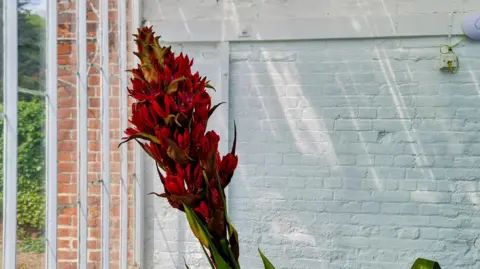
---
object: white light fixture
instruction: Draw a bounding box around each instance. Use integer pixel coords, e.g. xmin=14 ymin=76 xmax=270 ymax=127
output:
xmin=463 ymin=12 xmax=480 ymax=40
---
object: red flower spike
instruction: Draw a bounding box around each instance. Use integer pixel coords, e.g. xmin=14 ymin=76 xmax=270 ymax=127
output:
xmin=122 ymin=26 xmax=239 ymax=266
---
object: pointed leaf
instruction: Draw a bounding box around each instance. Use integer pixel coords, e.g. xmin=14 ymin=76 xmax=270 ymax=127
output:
xmin=148 ymin=192 xmax=168 ymax=198
xmin=207 ymin=208 xmax=226 ymax=239
xmin=206 ymin=82 xmax=216 ymax=91
xmin=156 ymin=163 xmax=167 ymax=184
xmin=175 ymin=112 xmax=189 ymax=127
xmin=153 ymin=46 xmax=170 ymax=66
xmin=167 ymin=146 xmax=192 ymax=164
xmin=209 ymin=244 xmax=233 ymax=269
xmin=411 ymin=258 xmax=441 ymax=269
xmin=208 ymin=102 xmax=226 ymax=119
xmin=133 ymin=139 xmax=155 ymax=159
xmin=220 ymin=239 xmax=231 ymax=259
xmin=118 ymin=132 xmax=160 ymax=148
xmin=169 ymin=194 xmax=202 ymax=208
xmin=140 ymin=62 xmax=153 ymax=69
xmin=133 ymin=51 xmax=144 ymax=61
xmin=175 ymin=115 xmax=183 ymax=127
xmin=140 ymin=63 xmax=158 ymax=83
xmin=215 ymin=175 xmax=240 ymax=264
xmin=166 ymin=137 xmax=193 ymax=164
xmin=258 ymin=249 xmax=276 ymax=269
xmin=154 ymin=36 xmax=161 ymax=46
xmin=228 ymin=223 xmax=240 ymax=262
xmin=231 ymin=121 xmax=237 ymax=155
xmin=167 ymin=77 xmax=187 ymax=94
xmin=126 ymin=69 xmax=148 ymax=82
xmin=201 ymin=244 xmax=216 ymax=269
xmin=219 ymin=239 xmax=241 ymax=269
xmin=184 ymin=205 xmax=210 ymax=248
xmin=164 ymin=114 xmax=177 ymax=126
xmin=184 ymin=206 xmax=233 ymax=269
xmin=158 ymin=133 xmax=193 ymax=164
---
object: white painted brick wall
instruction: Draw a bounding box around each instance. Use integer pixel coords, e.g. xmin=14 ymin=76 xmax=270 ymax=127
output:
xmin=142 ymin=1 xmax=480 ymax=269
xmin=225 ymin=38 xmax=480 ymax=269
xmin=144 ymin=0 xmax=478 ymax=23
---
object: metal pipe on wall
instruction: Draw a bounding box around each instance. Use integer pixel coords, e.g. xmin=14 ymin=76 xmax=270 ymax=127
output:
xmin=76 ymin=0 xmax=88 ymax=267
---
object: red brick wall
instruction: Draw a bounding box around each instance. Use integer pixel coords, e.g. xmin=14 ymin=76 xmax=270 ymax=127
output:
xmin=57 ymin=0 xmax=136 ymax=268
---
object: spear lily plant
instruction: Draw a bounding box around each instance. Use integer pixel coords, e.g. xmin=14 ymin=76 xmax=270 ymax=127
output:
xmin=121 ymin=26 xmax=441 ymax=269
xmin=120 ymin=26 xmax=272 ymax=268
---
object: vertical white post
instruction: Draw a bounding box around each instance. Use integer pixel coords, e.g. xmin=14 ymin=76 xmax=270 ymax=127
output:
xmin=77 ymin=0 xmax=88 ymax=267
xmin=100 ymin=0 xmax=111 ymax=267
xmin=217 ymin=42 xmax=231 ymax=206
xmin=45 ymin=0 xmax=58 ymax=267
xmin=217 ymin=42 xmax=230 ymax=156
xmin=119 ymin=0 xmax=128 ymax=267
xmin=2 ymin=0 xmax=18 ymax=267
xmin=132 ymin=0 xmax=144 ymax=266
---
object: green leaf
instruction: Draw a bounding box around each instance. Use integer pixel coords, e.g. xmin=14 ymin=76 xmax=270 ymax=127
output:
xmin=411 ymin=258 xmax=441 ymax=269
xmin=118 ymin=132 xmax=160 ymax=148
xmin=184 ymin=205 xmax=210 ymax=248
xmin=201 ymin=244 xmax=216 ymax=269
xmin=258 ymin=248 xmax=276 ymax=269
xmin=215 ymin=177 xmax=240 ymax=265
xmin=183 ymin=205 xmax=233 ymax=269
xmin=220 ymin=239 xmax=231 ymax=260
xmin=209 ymin=244 xmax=233 ymax=269
xmin=226 ymin=222 xmax=240 ymax=265
xmin=206 ymin=82 xmax=216 ymax=91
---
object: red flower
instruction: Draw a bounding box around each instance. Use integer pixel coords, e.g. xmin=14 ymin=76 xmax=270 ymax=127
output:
xmin=195 ymin=202 xmax=210 ymax=220
xmin=219 ymin=153 xmax=238 ymax=188
xmin=198 ymin=131 xmax=220 ymax=161
xmin=122 ymin=27 xmax=238 ymax=257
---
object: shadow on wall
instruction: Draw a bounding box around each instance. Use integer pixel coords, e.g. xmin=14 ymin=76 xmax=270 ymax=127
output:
xmin=142 ymin=2 xmax=478 ymax=269
xmin=142 ymin=37 xmax=480 ymax=269
xmin=137 ymin=24 xmax=480 ymax=269
xmin=227 ymin=36 xmax=480 ymax=269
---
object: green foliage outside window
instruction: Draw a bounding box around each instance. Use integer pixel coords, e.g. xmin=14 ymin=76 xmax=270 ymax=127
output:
xmin=0 ymin=100 xmax=46 ymax=231
xmin=0 ymin=1 xmax=46 ymax=99
xmin=0 ymin=1 xmax=47 ymax=239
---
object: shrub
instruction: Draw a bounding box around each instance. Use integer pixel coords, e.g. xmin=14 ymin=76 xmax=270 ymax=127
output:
xmin=0 ymin=99 xmax=46 ymax=230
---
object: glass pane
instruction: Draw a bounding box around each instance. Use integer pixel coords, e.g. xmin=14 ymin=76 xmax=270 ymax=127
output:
xmin=16 ymin=92 xmax=46 ymax=268
xmin=16 ymin=1 xmax=47 ymax=268
xmin=18 ymin=0 xmax=46 ymax=95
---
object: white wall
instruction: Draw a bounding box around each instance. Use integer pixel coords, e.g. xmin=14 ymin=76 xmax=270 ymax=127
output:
xmin=141 ymin=1 xmax=480 ymax=269
xmin=143 ymin=0 xmax=476 ymax=41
